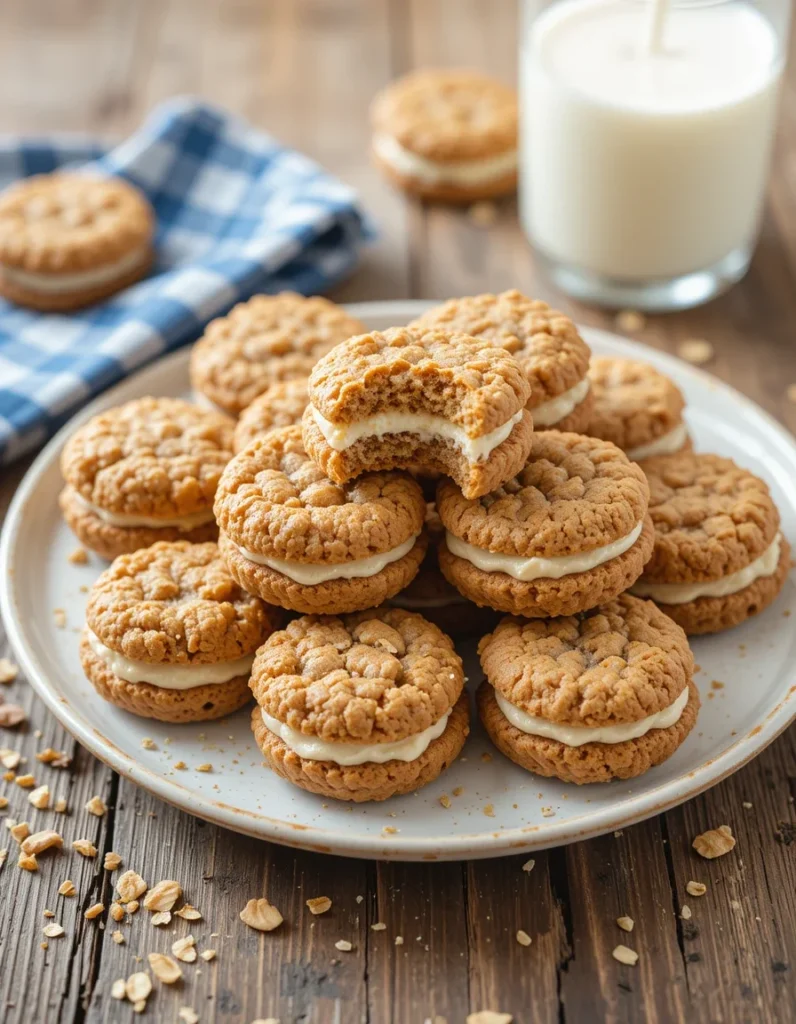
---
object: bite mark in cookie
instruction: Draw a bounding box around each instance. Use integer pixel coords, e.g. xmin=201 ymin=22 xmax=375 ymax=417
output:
xmin=303 ymin=325 xmax=533 ymax=500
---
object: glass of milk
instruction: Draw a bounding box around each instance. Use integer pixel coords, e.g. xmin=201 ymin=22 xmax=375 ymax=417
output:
xmin=520 ymin=0 xmax=790 ymax=310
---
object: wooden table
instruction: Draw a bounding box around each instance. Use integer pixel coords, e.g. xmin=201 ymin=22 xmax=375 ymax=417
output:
xmin=1 ymin=2 xmax=794 ymax=1022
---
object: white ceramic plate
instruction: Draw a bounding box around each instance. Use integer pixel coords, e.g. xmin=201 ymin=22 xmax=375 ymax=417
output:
xmin=1 ymin=301 xmax=794 ymax=861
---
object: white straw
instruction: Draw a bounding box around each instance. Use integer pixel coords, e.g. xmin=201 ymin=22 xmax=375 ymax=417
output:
xmin=646 ymin=0 xmax=669 ymax=53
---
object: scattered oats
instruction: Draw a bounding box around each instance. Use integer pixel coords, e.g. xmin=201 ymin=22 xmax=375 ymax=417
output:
xmin=36 ymin=748 xmax=61 ymax=764
xmin=43 ymin=922 xmax=65 ymax=938
xmin=172 ymin=934 xmax=198 ymax=962
xmin=395 ymin=935 xmax=404 ymax=945
xmin=112 ymin=930 xmax=125 ymax=944
xmin=54 ymin=798 xmax=67 ymax=813
xmin=125 ymin=972 xmax=152 ymax=1003
xmin=18 ymin=851 xmax=37 ymax=871
xmin=240 ymin=898 xmax=283 ymax=932
xmin=1 ymin=749 xmax=20 ymax=769
xmin=117 ymin=869 xmax=147 ymax=902
xmin=200 ymin=949 xmax=216 ymax=962
xmin=85 ymin=795 xmax=107 ymax=817
xmin=612 ymin=944 xmax=639 ymax=966
xmin=439 ymin=794 xmax=451 ymax=809
xmin=371 ymin=922 xmax=387 ymax=931
xmin=148 ymin=952 xmax=183 ymax=984
xmin=40 ymin=941 xmax=48 ymax=950
xmin=173 ymin=761 xmax=187 ymax=770
xmin=110 ymin=979 xmax=126 ymax=1000
xmin=110 ymin=903 xmax=124 ymax=922
xmin=178 ymin=1009 xmax=199 ymax=1024
xmin=541 ymin=806 xmax=555 ymax=817
xmin=68 ymin=547 xmax=88 ymax=565
xmin=58 ymin=880 xmax=76 ymax=897
xmin=72 ymin=839 xmax=97 ymax=858
xmin=196 ymin=763 xmax=213 ymax=772
xmin=0 ymin=658 xmax=18 ymax=683
xmin=356 ymin=895 xmax=364 ymax=904
xmin=521 ymin=859 xmax=535 ymax=873
xmin=175 ymin=904 xmax=202 ymax=921
xmin=2 ymin=770 xmax=15 ymax=781
xmin=43 ymin=909 xmax=54 ymax=918
xmin=21 ymin=829 xmax=63 ymax=855
xmin=28 ymin=785 xmax=50 ymax=810
xmin=127 ymin=899 xmax=140 ymax=914
xmin=678 ymin=338 xmax=714 ymax=365
xmin=10 ymin=821 xmax=30 ymax=843
xmin=15 ymin=774 xmax=35 ymax=789
xmin=143 ymin=879 xmax=182 ymax=912
xmin=51 ymin=753 xmax=71 ymax=768
xmin=742 ymin=801 xmax=753 ymax=810
xmin=53 ymin=608 xmax=67 ymax=628
xmin=693 ymin=825 xmax=736 ymax=859
xmin=481 ymin=752 xmax=493 ymax=763
xmin=383 ymin=826 xmax=398 ymax=834
xmin=615 ymin=309 xmax=646 ymax=333
xmin=681 ymin=905 xmax=692 ymax=920
xmin=616 ymin=916 xmax=634 ymax=932
xmin=483 ymin=804 xmax=495 ymax=818
xmin=468 ymin=200 xmax=499 ymax=228
xmin=335 ymin=939 xmax=353 ymax=952
xmin=516 ymin=929 xmax=532 ymax=947
xmin=104 ymin=851 xmax=122 ymax=871
xmin=84 ymin=902 xmax=104 ymax=920
xmin=140 ymin=738 xmax=157 ymax=750
xmin=306 ymin=896 xmax=332 ymax=915
xmin=452 ymin=786 xmax=464 ymax=797
xmin=467 ymin=1013 xmax=513 ymax=1024
xmin=152 ymin=911 xmax=171 ymax=927
xmin=686 ymin=880 xmax=707 ymax=896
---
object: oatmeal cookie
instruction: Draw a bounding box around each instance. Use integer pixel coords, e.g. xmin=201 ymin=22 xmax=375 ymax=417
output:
xmin=477 ymin=596 xmax=699 ymax=783
xmin=588 ymin=357 xmax=691 ymax=460
xmin=0 ymin=172 xmax=153 ymax=310
xmin=190 ymin=292 xmax=364 ymax=416
xmin=81 ymin=541 xmax=278 ymax=722
xmin=437 ymin=431 xmax=653 ymax=617
xmin=302 ymin=325 xmax=533 ymax=500
xmin=412 ymin=291 xmax=592 ymax=431
xmin=631 ymin=452 xmax=790 ymax=634
xmin=60 ymin=397 xmax=234 ymax=560
xmin=370 ymin=69 xmax=518 ymax=202
xmin=249 ymin=609 xmax=469 ymax=800
xmin=233 ymin=379 xmax=309 ymax=452
xmin=215 ymin=425 xmax=427 ymax=614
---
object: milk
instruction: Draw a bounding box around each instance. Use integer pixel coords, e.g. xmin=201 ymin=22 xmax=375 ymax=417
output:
xmin=520 ymin=0 xmax=785 ymax=287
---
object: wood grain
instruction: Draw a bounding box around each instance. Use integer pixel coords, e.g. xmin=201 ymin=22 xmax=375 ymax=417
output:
xmin=0 ymin=1 xmax=794 ymax=1022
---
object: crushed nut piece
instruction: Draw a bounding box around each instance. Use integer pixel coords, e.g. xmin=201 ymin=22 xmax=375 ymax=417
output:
xmin=21 ymin=829 xmax=63 ymax=855
xmin=0 ymin=706 xmax=25 ymax=727
xmin=0 ymin=748 xmax=21 ymax=769
xmin=173 ymin=761 xmax=187 ymax=770
xmin=112 ymin=930 xmax=125 ymax=944
xmin=54 ymin=798 xmax=67 ymax=813
xmin=0 ymin=658 xmax=19 ymax=683
xmin=104 ymin=851 xmax=122 ymax=871
xmin=371 ymin=922 xmax=387 ymax=931
xmin=58 ymin=880 xmax=76 ymax=897
xmin=681 ymin=905 xmax=692 ymax=920
xmin=68 ymin=547 xmax=88 ymax=565
xmin=686 ymin=880 xmax=707 ymax=897
xmin=117 ymin=870 xmax=147 ymax=902
xmin=178 ymin=1009 xmax=199 ymax=1024
xmin=616 ymin=916 xmax=634 ymax=932
xmin=172 ymin=934 xmax=197 ymax=962
xmin=175 ymin=904 xmax=202 ymax=920
xmin=693 ymin=825 xmax=736 ymax=859
xmin=127 ymin=900 xmax=140 ymax=914
xmin=240 ymin=898 xmax=283 ymax=932
xmin=0 ymin=848 xmax=7 ymax=868
xmin=85 ymin=796 xmax=107 ymax=817
xmin=10 ymin=821 xmax=30 ymax=843
xmin=152 ymin=911 xmax=171 ymax=927
xmin=43 ymin=909 xmax=54 ymax=918
xmin=18 ymin=851 xmax=37 ymax=871
xmin=0 ymin=796 xmax=6 ymax=809
xmin=306 ymin=896 xmax=332 ymax=915
xmin=334 ymin=939 xmax=353 ymax=952
xmin=143 ymin=879 xmax=182 ymax=912
xmin=110 ymin=903 xmax=124 ymax=922
xmin=483 ymin=804 xmax=495 ymax=818
xmin=678 ymin=338 xmax=714 ymax=365
xmin=72 ymin=839 xmax=97 ymax=858
xmin=612 ymin=944 xmax=639 ymax=966
xmin=140 ymin=738 xmax=157 ymax=750
xmin=516 ymin=929 xmax=532 ymax=947
xmin=521 ymin=859 xmax=535 ymax=873
xmin=15 ymin=774 xmax=35 ymax=789
xmin=110 ymin=978 xmax=126 ymax=1000
xmin=541 ymin=806 xmax=555 ymax=818
xmin=200 ymin=948 xmax=216 ymax=962
xmin=85 ymin=903 xmax=104 ymax=920
xmin=196 ymin=763 xmax=213 ymax=772
xmin=395 ymin=935 xmax=404 ymax=945
xmin=43 ymin=922 xmax=65 ymax=938
xmin=28 ymin=785 xmax=50 ymax=810
xmin=35 ymin=748 xmax=61 ymax=764
xmin=439 ymin=794 xmax=451 ymax=809
xmin=148 ymin=952 xmax=183 ymax=983
xmin=125 ymin=972 xmax=151 ymax=1003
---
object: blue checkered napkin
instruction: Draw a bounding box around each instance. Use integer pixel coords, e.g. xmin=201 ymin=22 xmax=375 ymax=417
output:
xmin=0 ymin=97 xmax=374 ymax=464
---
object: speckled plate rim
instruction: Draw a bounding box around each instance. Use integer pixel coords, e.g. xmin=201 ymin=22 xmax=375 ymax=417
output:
xmin=1 ymin=299 xmax=795 ymax=861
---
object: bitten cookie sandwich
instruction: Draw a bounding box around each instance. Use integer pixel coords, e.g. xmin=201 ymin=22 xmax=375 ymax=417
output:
xmin=233 ymin=379 xmax=309 ymax=452
xmin=249 ymin=609 xmax=469 ymax=801
xmin=60 ymin=397 xmax=234 ymax=560
xmin=190 ymin=292 xmax=365 ymax=417
xmin=370 ymin=69 xmax=518 ymax=202
xmin=632 ymin=452 xmax=790 ymax=634
xmin=302 ymin=325 xmax=533 ymax=499
xmin=0 ymin=172 xmax=153 ymax=310
xmin=215 ymin=425 xmax=428 ymax=614
xmin=437 ymin=431 xmax=654 ymax=617
xmin=477 ymin=596 xmax=700 ymax=783
xmin=81 ymin=541 xmax=277 ymax=722
xmin=588 ymin=357 xmax=691 ymax=461
xmin=412 ymin=291 xmax=592 ymax=432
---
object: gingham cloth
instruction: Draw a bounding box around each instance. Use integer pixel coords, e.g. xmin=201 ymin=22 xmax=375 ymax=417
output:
xmin=0 ymin=97 xmax=373 ymax=464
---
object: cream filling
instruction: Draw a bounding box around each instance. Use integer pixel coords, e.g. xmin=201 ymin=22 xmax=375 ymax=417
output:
xmin=3 ymin=245 xmax=148 ymax=294
xmin=234 ymin=533 xmax=419 ymax=585
xmin=313 ymin=406 xmax=523 ymax=463
xmin=87 ymin=630 xmax=254 ymax=690
xmin=445 ymin=521 xmax=643 ymax=582
xmin=532 ymin=378 xmax=590 ymax=427
xmin=261 ymin=707 xmax=451 ymax=765
xmin=373 ymin=132 xmax=518 ymax=186
xmin=632 ymin=533 xmax=782 ymax=605
xmin=495 ymin=687 xmax=689 ymax=747
xmin=627 ymin=422 xmax=689 ymax=462
xmin=73 ymin=491 xmax=215 ymax=531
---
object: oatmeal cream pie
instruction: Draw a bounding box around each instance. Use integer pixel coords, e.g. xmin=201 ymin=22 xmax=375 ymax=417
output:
xmin=215 ymin=425 xmax=428 ymax=615
xmin=412 ymin=291 xmax=592 ymax=432
xmin=631 ymin=452 xmax=790 ymax=634
xmin=302 ymin=325 xmax=533 ymax=500
xmin=477 ymin=596 xmax=699 ymax=784
xmin=588 ymin=357 xmax=691 ymax=461
xmin=0 ymin=172 xmax=154 ymax=310
xmin=249 ymin=609 xmax=469 ymax=801
xmin=81 ymin=541 xmax=278 ymax=722
xmin=233 ymin=378 xmax=309 ymax=452
xmin=60 ymin=397 xmax=235 ymax=560
xmin=190 ymin=292 xmax=365 ymax=417
xmin=437 ymin=431 xmax=654 ymax=618
xmin=370 ymin=69 xmax=518 ymax=202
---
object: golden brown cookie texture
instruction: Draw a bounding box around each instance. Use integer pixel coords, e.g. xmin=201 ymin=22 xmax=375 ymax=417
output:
xmin=233 ymin=379 xmax=309 ymax=452
xmin=437 ymin=431 xmax=653 ymax=617
xmin=59 ymin=397 xmax=234 ymax=560
xmin=249 ymin=609 xmax=468 ymax=800
xmin=303 ymin=325 xmax=533 ymax=500
xmin=412 ymin=291 xmax=592 ymax=430
xmin=477 ymin=596 xmax=699 ymax=783
xmin=190 ymin=292 xmax=364 ymax=417
xmin=0 ymin=172 xmax=154 ymax=310
xmin=588 ymin=357 xmax=689 ymax=457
